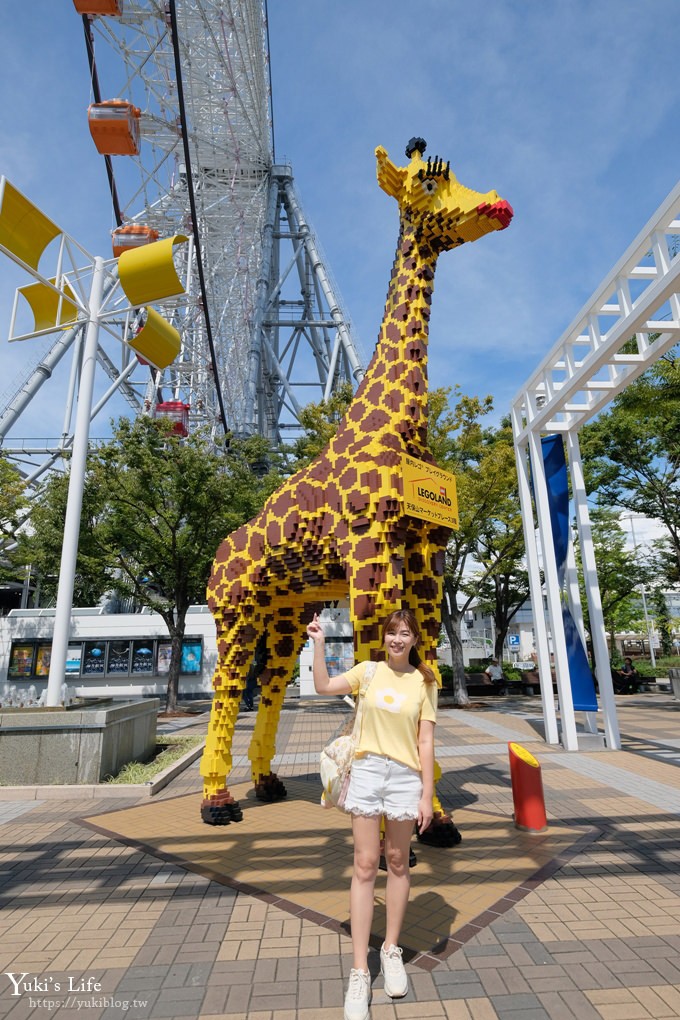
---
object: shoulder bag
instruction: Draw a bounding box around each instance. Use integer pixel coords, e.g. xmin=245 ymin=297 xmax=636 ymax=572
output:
xmin=319 ymin=661 xmax=377 ymax=810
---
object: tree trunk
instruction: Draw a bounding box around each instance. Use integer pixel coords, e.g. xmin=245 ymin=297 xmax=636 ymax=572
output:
xmin=441 ymin=588 xmax=469 ymax=706
xmin=163 ymin=608 xmax=186 ymax=712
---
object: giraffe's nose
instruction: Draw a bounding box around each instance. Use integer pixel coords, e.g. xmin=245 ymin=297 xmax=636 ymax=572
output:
xmin=476 ymin=199 xmax=514 ymax=230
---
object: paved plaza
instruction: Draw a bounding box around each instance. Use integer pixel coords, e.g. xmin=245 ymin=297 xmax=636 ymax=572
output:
xmin=1 ymin=692 xmax=680 ymax=1020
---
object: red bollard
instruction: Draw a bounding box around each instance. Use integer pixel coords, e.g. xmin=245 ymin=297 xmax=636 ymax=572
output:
xmin=508 ymin=742 xmax=548 ymax=832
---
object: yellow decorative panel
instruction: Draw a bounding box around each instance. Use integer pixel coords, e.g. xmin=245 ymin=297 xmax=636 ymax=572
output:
xmin=16 ymin=278 xmax=79 ymax=334
xmin=0 ymin=179 xmax=61 ymax=271
xmin=128 ymin=306 xmax=181 ymax=370
xmin=118 ymin=234 xmax=188 ymax=307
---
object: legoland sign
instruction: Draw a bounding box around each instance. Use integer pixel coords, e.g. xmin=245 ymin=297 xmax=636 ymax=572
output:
xmin=401 ymin=454 xmax=459 ymax=529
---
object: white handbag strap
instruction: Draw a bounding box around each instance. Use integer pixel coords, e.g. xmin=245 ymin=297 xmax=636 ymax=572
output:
xmin=351 ymin=661 xmax=378 ymax=741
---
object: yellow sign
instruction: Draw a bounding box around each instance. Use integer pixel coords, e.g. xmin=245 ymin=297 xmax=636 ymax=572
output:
xmin=401 ymin=454 xmax=459 ymax=529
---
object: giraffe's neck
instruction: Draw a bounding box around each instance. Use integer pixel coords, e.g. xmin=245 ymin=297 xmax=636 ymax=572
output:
xmin=339 ymin=222 xmax=439 ymax=458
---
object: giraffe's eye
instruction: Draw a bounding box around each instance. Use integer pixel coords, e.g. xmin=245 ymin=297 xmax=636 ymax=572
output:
xmin=422 ymin=178 xmax=437 ymax=196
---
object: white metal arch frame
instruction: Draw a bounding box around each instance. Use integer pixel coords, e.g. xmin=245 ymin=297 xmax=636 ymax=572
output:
xmin=512 ymin=181 xmax=680 ymax=752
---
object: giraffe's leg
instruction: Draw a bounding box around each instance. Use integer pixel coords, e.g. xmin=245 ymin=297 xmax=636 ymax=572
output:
xmin=404 ymin=528 xmax=462 ymax=849
xmin=249 ymin=603 xmax=319 ymax=801
xmin=200 ymin=605 xmax=264 ymax=825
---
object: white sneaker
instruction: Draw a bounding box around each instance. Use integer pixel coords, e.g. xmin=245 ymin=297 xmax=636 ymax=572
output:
xmin=344 ymin=968 xmax=371 ymax=1020
xmin=380 ymin=943 xmax=408 ymax=997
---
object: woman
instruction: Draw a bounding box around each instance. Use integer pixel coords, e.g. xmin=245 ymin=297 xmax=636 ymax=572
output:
xmin=306 ymin=608 xmax=436 ymax=1020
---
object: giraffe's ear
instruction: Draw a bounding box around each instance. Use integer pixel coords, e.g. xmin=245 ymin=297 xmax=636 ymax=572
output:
xmin=376 ymin=146 xmax=406 ymax=201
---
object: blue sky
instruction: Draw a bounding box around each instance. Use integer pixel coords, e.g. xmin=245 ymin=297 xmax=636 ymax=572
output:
xmin=1 ymin=0 xmax=679 ymax=446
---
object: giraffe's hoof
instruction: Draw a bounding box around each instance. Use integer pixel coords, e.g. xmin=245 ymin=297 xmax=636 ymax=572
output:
xmin=416 ymin=816 xmax=462 ymax=848
xmin=201 ymin=791 xmax=244 ymax=826
xmin=254 ymin=773 xmax=288 ymax=802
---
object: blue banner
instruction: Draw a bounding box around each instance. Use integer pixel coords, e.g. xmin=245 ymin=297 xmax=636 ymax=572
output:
xmin=541 ymin=435 xmax=598 ymax=712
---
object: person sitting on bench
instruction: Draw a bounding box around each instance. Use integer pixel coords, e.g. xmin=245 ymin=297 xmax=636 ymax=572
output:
xmin=613 ymin=657 xmax=642 ymax=694
xmin=484 ymin=657 xmax=508 ymax=695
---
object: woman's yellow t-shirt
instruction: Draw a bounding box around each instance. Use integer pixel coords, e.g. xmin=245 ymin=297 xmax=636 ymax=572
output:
xmin=344 ymin=660 xmax=437 ymax=773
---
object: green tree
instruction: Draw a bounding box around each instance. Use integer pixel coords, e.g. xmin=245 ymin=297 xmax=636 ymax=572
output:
xmin=22 ymin=418 xmax=280 ymax=709
xmin=22 ymin=469 xmax=112 ymax=606
xmin=651 ymin=587 xmax=673 ymax=657
xmin=471 ymin=566 xmax=530 ymax=661
xmin=464 ymin=420 xmax=529 ymax=660
xmin=0 ymin=454 xmax=28 ymax=585
xmin=429 ymin=392 xmax=525 ymax=704
xmin=580 ymin=352 xmax=680 ymax=575
xmin=573 ymin=507 xmax=656 ymax=651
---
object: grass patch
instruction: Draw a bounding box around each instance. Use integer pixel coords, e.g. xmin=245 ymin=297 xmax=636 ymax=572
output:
xmin=103 ymin=734 xmax=204 ymax=784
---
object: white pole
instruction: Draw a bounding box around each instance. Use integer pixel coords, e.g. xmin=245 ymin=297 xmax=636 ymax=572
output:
xmin=640 ymin=588 xmax=656 ymax=668
xmin=46 ymin=258 xmax=105 ymax=706
xmin=528 ymin=430 xmax=579 ymax=750
xmin=627 ymin=515 xmax=656 ymax=669
xmin=567 ymin=431 xmax=620 ymax=749
xmin=512 ymin=419 xmax=559 ymax=744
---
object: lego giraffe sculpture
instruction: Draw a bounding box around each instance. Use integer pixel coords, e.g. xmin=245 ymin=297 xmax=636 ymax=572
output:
xmin=201 ymin=138 xmax=512 ymax=825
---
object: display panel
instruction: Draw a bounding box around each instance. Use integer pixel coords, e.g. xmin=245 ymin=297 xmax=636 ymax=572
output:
xmin=181 ymin=640 xmax=202 ymax=674
xmin=82 ymin=641 xmax=106 ymax=675
xmin=8 ymin=643 xmax=35 ymax=678
xmin=65 ymin=644 xmax=83 ymax=675
xmin=131 ymin=641 xmax=155 ymax=674
xmin=107 ymin=640 xmax=131 ymax=675
xmin=156 ymin=641 xmax=172 ymax=675
xmin=7 ymin=636 xmax=204 ymax=679
xmin=325 ymin=637 xmax=354 ymax=676
xmin=34 ymin=644 xmax=52 ymax=677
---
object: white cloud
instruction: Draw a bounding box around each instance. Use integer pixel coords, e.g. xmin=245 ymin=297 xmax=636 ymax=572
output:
xmin=618 ymin=513 xmax=669 ymax=552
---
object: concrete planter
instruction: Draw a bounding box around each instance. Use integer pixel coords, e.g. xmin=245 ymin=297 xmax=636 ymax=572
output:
xmin=0 ymin=699 xmax=159 ymax=785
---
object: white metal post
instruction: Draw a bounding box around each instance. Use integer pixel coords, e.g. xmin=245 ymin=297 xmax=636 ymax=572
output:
xmin=566 ymin=430 xmax=619 ymax=750
xmin=567 ymin=431 xmax=620 ymax=749
xmin=512 ymin=418 xmax=559 ymax=744
xmin=626 ymin=515 xmax=657 ymax=668
xmin=46 ymin=258 xmax=105 ymax=706
xmin=528 ymin=430 xmax=579 ymax=750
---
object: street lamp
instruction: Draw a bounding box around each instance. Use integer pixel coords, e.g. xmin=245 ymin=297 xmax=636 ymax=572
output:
xmin=622 ymin=514 xmax=656 ymax=669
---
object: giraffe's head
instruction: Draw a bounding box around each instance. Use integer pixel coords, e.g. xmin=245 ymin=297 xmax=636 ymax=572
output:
xmin=376 ymin=137 xmax=513 ymax=253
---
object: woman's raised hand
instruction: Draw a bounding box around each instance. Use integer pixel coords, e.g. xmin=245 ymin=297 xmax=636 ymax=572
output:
xmin=306 ymin=613 xmax=325 ymax=644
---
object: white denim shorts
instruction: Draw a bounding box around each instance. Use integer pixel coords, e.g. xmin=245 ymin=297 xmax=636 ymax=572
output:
xmin=344 ymin=754 xmax=422 ymax=821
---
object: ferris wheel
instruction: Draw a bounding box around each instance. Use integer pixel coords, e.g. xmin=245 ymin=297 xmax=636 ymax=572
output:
xmin=0 ymin=0 xmax=363 ymax=483
xmin=79 ymin=0 xmax=364 ymax=442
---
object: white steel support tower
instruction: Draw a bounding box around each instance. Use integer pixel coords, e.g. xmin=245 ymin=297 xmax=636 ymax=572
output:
xmin=0 ymin=0 xmax=363 ymax=483
xmin=511 ymin=180 xmax=680 ymax=752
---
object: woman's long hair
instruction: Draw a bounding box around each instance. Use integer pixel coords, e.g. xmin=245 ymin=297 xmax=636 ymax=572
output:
xmin=381 ymin=608 xmax=436 ymax=685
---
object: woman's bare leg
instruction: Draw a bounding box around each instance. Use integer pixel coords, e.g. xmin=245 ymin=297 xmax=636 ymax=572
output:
xmin=349 ymin=813 xmax=382 ymax=970
xmin=383 ymin=817 xmax=416 ymax=948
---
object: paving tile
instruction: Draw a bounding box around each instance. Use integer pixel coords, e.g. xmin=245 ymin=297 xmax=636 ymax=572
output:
xmin=3 ymin=699 xmax=680 ymax=1019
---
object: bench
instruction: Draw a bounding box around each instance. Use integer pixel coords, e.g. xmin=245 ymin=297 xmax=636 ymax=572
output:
xmin=443 ymin=673 xmax=539 ymax=697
